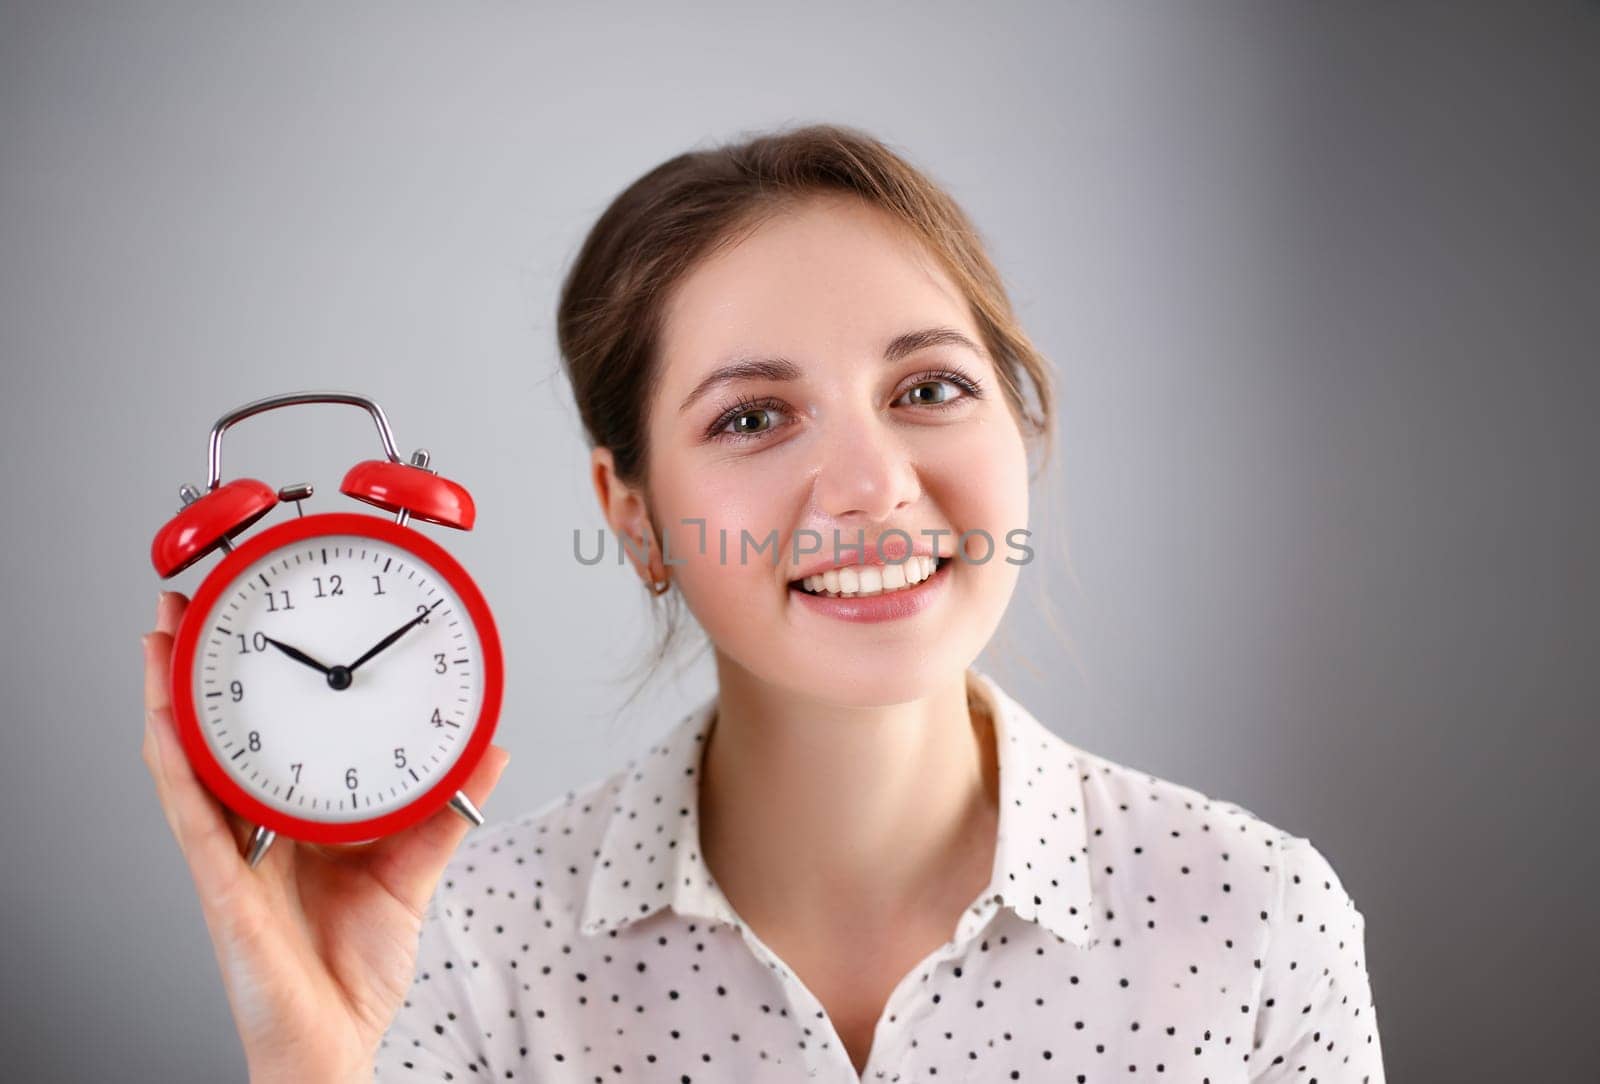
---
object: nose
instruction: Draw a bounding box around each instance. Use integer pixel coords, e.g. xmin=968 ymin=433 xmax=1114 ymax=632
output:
xmin=810 ymin=406 xmax=921 ymax=523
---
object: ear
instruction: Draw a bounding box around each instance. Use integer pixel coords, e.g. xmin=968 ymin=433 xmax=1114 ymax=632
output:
xmin=591 ymin=446 xmax=653 ymax=581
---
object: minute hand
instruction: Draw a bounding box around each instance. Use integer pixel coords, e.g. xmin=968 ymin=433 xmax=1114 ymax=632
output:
xmin=346 ymin=599 xmax=444 ymax=673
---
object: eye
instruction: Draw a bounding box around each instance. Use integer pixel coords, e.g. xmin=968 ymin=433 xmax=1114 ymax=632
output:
xmin=899 ymin=379 xmax=960 ymax=407
xmin=704 ymin=366 xmax=985 ymax=445
xmin=896 ymin=367 xmax=984 ymax=409
xmin=707 ymin=395 xmax=788 ymax=443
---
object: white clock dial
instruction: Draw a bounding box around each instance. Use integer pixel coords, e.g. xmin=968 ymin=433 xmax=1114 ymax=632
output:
xmin=189 ymin=534 xmax=486 ymax=823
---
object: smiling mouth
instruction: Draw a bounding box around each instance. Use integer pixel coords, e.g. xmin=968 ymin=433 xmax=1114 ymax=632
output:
xmin=790 ymin=555 xmax=946 ymax=598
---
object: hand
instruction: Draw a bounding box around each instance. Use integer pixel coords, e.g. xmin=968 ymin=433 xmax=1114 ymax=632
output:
xmin=345 ymin=598 xmax=443 ymax=673
xmin=141 ymin=590 xmax=510 ymax=1083
xmin=261 ymin=635 xmax=333 ymax=676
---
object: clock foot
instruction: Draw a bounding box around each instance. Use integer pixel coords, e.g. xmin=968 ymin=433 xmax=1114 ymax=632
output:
xmin=448 ymin=790 xmax=485 ymax=828
xmin=245 ymin=825 xmax=277 ymax=868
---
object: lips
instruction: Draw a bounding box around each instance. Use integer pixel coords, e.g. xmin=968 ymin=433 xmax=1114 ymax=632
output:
xmin=788 ymin=550 xmax=953 ymax=622
xmin=790 ymin=554 xmax=943 ymax=597
xmin=785 ymin=533 xmax=949 ymax=585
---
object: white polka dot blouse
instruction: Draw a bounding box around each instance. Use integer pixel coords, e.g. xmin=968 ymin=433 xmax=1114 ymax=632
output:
xmin=375 ymin=667 xmax=1385 ymax=1082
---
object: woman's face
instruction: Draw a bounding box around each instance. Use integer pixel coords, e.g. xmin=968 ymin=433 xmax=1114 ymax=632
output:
xmin=623 ymin=194 xmax=1030 ymax=705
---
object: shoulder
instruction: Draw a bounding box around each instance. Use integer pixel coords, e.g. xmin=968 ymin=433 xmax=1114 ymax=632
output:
xmin=1067 ymin=745 xmax=1383 ymax=1071
xmin=1067 ymin=741 xmax=1363 ymax=944
xmin=427 ymin=760 xmax=626 ymax=930
xmin=1071 ymin=740 xmax=1302 ymax=864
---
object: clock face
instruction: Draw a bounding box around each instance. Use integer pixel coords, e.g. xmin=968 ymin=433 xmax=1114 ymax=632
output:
xmin=188 ymin=531 xmax=487 ymax=825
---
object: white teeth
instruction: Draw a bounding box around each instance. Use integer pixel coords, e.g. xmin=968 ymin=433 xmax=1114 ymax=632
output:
xmin=798 ymin=555 xmax=941 ymax=597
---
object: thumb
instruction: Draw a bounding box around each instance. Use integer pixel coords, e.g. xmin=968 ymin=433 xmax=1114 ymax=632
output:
xmin=358 ymin=744 xmax=512 ymax=916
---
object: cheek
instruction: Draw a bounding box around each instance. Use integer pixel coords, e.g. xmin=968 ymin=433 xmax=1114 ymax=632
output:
xmin=931 ymin=417 xmax=1031 ymax=548
xmin=650 ymin=462 xmax=794 ymax=595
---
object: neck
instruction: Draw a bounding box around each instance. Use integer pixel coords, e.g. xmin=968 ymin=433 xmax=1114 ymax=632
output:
xmin=697 ymin=652 xmax=1000 ymax=936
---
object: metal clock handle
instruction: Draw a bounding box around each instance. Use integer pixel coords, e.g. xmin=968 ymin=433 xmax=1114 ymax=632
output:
xmin=205 ymin=390 xmax=403 ymax=491
xmin=201 ymin=391 xmax=441 ymax=528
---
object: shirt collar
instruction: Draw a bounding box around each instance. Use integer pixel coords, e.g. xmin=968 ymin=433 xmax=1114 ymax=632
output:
xmin=577 ymin=666 xmax=1098 ymax=950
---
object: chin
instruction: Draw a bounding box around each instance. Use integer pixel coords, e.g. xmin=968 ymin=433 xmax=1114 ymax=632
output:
xmin=772 ymin=642 xmax=982 ymax=708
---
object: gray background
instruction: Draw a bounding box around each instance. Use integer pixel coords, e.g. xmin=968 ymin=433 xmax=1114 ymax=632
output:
xmin=2 ymin=1 xmax=1595 ymax=1080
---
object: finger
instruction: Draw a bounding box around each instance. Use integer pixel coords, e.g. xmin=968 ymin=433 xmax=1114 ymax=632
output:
xmin=143 ymin=630 xmax=174 ymax=717
xmin=141 ymin=712 xmax=183 ymax=843
xmin=360 ymin=744 xmax=512 ymax=916
xmin=145 ymin=603 xmax=250 ymax=847
xmin=141 ymin=630 xmax=189 ymax=843
xmin=156 ymin=590 xmax=189 ymax=637
xmin=142 ymin=706 xmax=254 ymax=858
xmin=143 ymin=629 xmax=246 ymax=831
xmin=143 ymin=699 xmax=255 ymax=909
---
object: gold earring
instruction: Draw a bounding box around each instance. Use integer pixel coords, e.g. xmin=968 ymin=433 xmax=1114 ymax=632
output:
xmin=639 ymin=520 xmax=670 ymax=595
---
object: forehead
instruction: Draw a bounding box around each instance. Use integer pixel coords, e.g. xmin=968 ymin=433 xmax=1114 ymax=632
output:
xmin=658 ymin=195 xmax=973 ymax=374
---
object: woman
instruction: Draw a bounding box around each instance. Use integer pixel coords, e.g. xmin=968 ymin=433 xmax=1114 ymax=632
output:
xmin=139 ymin=123 xmax=1384 ymax=1082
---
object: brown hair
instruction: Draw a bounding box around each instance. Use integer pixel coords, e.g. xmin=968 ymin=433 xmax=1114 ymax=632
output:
xmin=556 ymin=122 xmax=1065 ymax=704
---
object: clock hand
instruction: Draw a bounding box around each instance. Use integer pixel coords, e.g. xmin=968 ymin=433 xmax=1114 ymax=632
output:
xmin=261 ymin=635 xmax=334 ymax=676
xmin=345 ymin=598 xmax=444 ymax=674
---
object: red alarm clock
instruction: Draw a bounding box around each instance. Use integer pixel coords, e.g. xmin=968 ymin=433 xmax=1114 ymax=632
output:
xmin=150 ymin=391 xmax=504 ymax=867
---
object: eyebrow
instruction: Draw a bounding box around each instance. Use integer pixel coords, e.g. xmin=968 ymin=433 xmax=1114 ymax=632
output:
xmin=676 ymin=326 xmax=987 ymax=415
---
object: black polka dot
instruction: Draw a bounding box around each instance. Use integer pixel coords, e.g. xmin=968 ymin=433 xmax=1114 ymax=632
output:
xmin=373 ymin=669 xmax=1383 ymax=1081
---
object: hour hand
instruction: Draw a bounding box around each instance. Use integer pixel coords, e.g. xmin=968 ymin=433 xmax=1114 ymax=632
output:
xmin=261 ymin=635 xmax=333 ymax=675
